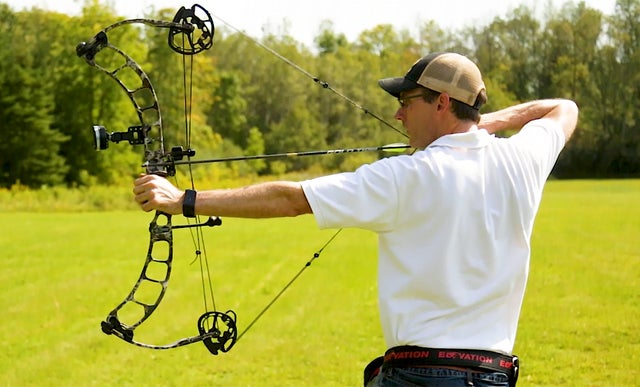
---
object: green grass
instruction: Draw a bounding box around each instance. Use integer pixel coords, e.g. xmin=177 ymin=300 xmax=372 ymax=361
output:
xmin=517 ymin=179 xmax=640 ymax=386
xmin=1 ymin=179 xmax=638 ymax=386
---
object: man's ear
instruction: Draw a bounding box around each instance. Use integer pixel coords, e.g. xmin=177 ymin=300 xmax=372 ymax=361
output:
xmin=437 ymin=92 xmax=451 ymax=112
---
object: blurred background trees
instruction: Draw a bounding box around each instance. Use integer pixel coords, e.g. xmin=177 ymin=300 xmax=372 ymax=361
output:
xmin=1 ymin=0 xmax=638 ymax=188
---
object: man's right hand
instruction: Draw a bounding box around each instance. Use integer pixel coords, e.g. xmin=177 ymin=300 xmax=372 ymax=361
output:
xmin=133 ymin=174 xmax=184 ymax=215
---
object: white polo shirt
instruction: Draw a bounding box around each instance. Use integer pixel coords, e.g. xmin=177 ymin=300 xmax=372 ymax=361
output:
xmin=300 ymin=119 xmax=565 ymax=354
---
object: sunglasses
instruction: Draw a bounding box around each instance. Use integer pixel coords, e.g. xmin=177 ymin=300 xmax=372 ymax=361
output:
xmin=397 ymin=92 xmax=425 ymax=107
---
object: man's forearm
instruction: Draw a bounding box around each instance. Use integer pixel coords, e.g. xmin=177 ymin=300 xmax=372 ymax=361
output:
xmin=479 ymin=99 xmax=578 ymax=138
xmin=193 ymin=181 xmax=312 ymax=218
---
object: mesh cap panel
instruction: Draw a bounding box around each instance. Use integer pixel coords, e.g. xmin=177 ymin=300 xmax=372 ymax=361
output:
xmin=417 ymin=53 xmax=485 ymax=107
xmin=378 ymin=52 xmax=486 ymax=109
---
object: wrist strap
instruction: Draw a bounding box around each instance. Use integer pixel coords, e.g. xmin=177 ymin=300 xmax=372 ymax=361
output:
xmin=183 ymin=189 xmax=197 ymax=218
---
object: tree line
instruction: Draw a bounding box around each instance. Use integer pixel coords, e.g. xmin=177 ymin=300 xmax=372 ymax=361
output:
xmin=0 ymin=0 xmax=639 ymax=189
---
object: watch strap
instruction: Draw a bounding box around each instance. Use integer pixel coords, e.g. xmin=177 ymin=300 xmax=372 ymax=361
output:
xmin=182 ymin=189 xmax=197 ymax=218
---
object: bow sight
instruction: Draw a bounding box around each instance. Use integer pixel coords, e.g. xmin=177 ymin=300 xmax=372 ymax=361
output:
xmin=92 ymin=125 xmax=195 ymax=176
xmin=92 ymin=125 xmax=146 ymax=148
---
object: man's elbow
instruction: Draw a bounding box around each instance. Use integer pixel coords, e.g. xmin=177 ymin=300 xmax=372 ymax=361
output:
xmin=559 ymin=99 xmax=579 ymax=141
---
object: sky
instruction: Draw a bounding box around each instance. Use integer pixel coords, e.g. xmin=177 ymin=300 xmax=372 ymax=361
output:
xmin=6 ymin=0 xmax=617 ymax=48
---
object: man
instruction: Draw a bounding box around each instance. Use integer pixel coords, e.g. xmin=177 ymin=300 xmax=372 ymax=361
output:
xmin=133 ymin=52 xmax=578 ymax=386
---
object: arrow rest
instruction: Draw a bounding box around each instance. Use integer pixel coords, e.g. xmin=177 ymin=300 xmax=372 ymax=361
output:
xmin=170 ymin=146 xmax=196 ymax=161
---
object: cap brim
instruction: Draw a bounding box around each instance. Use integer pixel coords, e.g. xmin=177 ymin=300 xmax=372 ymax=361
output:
xmin=378 ymin=77 xmax=420 ymax=98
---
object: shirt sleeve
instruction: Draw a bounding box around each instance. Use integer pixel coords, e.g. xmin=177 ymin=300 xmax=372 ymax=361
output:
xmin=300 ymin=159 xmax=401 ymax=232
xmin=510 ymin=118 xmax=566 ymax=179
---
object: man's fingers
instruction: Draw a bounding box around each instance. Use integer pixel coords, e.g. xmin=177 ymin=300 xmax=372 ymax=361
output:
xmin=132 ymin=184 xmax=145 ymax=195
xmin=132 ymin=173 xmax=180 ymax=215
xmin=134 ymin=189 xmax=150 ymax=205
xmin=133 ymin=174 xmax=162 ymax=195
xmin=134 ymin=173 xmax=163 ymax=185
xmin=134 ymin=189 xmax=157 ymax=212
xmin=139 ymin=199 xmax=154 ymax=212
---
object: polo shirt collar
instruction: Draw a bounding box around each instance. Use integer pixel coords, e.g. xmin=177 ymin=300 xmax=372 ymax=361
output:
xmin=428 ymin=126 xmax=492 ymax=149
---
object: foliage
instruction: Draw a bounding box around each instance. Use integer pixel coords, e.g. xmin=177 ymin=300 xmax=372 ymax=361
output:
xmin=1 ymin=0 xmax=640 ymax=188
xmin=0 ymin=5 xmax=67 ymax=187
xmin=0 ymin=182 xmax=135 ymax=211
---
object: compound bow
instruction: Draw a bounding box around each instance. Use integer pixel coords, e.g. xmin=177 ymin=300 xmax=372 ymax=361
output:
xmin=77 ymin=3 xmax=408 ymax=357
xmin=77 ymin=4 xmax=237 ymax=355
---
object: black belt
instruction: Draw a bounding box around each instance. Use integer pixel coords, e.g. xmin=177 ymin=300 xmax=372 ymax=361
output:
xmin=365 ymin=346 xmax=519 ymax=386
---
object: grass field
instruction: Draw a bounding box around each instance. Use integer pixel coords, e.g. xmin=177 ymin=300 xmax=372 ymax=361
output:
xmin=1 ymin=179 xmax=638 ymax=386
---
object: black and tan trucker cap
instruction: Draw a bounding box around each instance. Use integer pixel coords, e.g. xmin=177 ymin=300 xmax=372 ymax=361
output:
xmin=378 ymin=52 xmax=486 ymax=109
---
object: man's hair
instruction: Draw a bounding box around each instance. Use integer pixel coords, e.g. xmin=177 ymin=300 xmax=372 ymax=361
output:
xmin=422 ymin=88 xmax=486 ymax=123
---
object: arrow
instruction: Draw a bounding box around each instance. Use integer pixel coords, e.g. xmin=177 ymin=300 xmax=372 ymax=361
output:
xmin=152 ymin=143 xmax=411 ymax=168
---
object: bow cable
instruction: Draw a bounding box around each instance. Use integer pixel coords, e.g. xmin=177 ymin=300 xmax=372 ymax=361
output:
xmin=237 ymin=229 xmax=343 ymax=343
